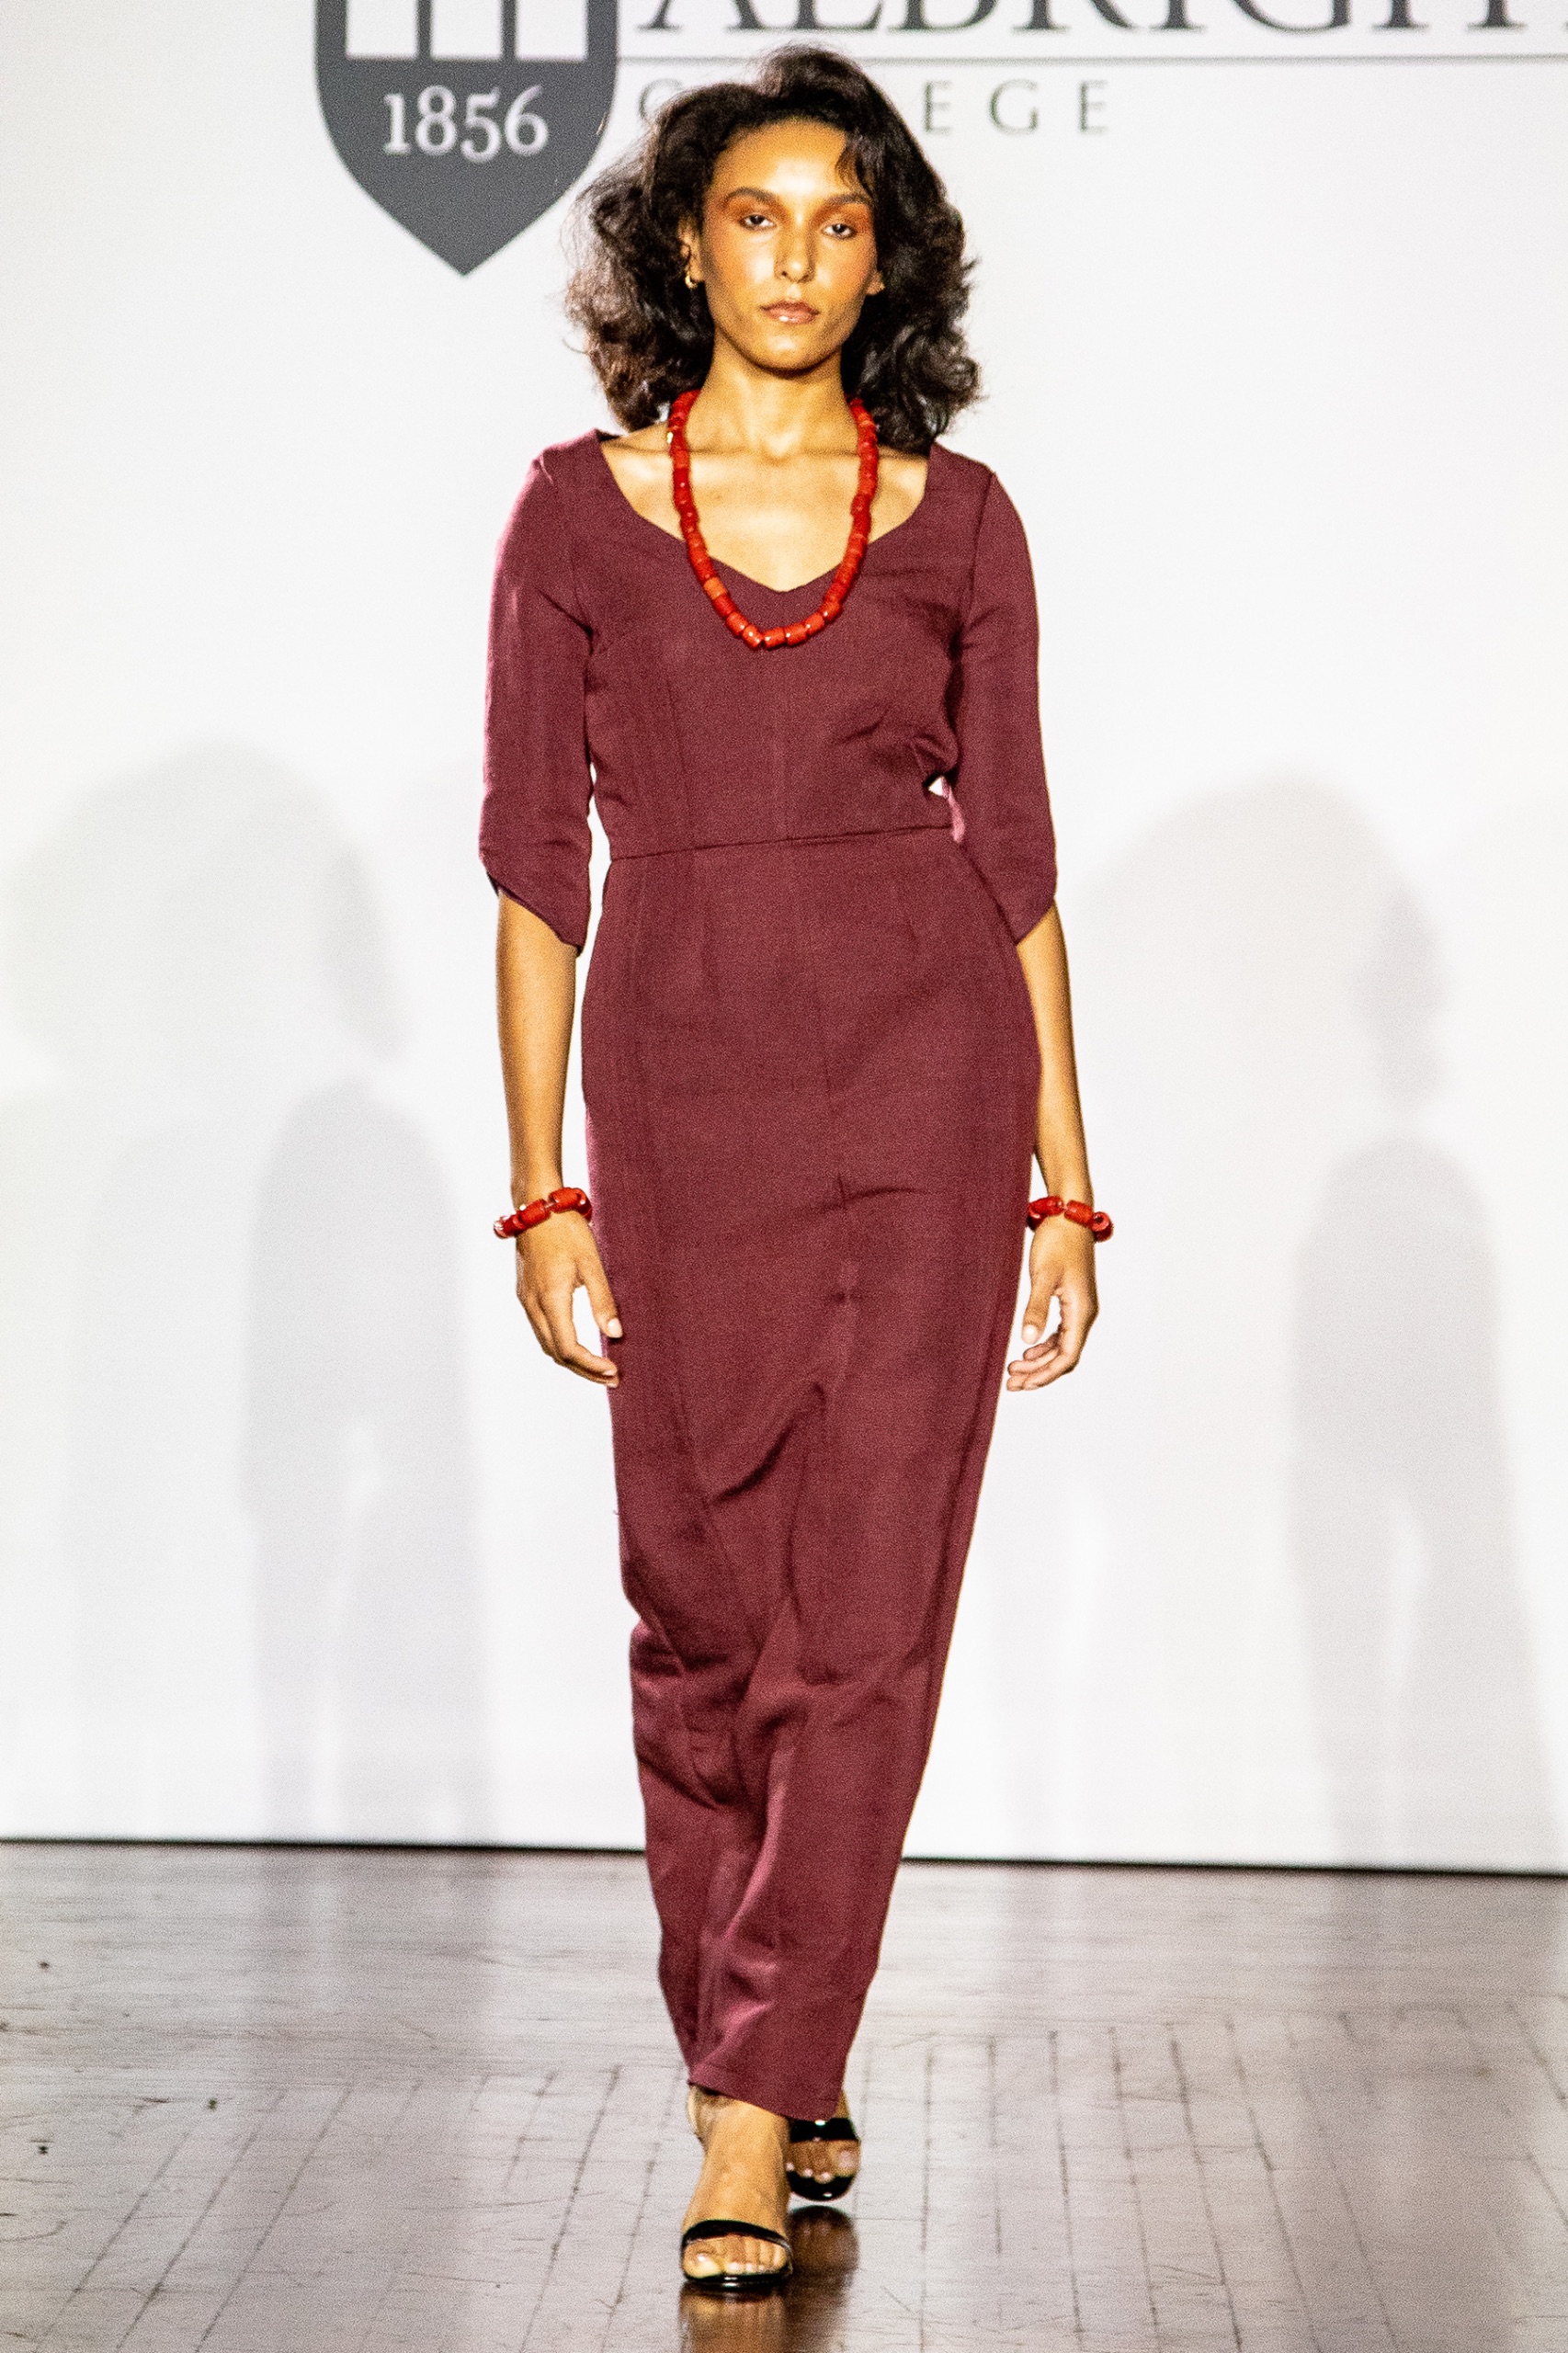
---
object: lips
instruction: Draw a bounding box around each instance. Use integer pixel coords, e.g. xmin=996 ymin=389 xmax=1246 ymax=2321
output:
xmin=763 ymin=301 xmax=817 ymax=324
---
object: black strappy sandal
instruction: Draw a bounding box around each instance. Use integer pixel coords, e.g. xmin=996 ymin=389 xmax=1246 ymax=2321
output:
xmin=679 ymin=2218 xmax=794 ymax=2296
xmin=786 ymin=2114 xmax=861 ymax=2202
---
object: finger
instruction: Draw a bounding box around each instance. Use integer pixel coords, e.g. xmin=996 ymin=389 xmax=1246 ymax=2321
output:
xmin=1051 ymin=1276 xmax=1097 ymax=1375
xmin=1023 ymin=1282 xmax=1096 ymax=1388
xmin=1019 ymin=1276 xmax=1056 ymax=1348
xmin=556 ymin=1327 xmax=619 ymax=1382
xmin=519 ymin=1288 xmax=563 ymax=1364
xmin=581 ymin=1256 xmax=622 ymax=1342
xmin=540 ymin=1281 xmax=619 ymax=1383
xmin=1012 ymin=1272 xmax=1061 ymax=1375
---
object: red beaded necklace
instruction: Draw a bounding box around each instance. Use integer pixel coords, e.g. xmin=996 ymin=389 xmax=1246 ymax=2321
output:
xmin=665 ymin=388 xmax=879 ymax=651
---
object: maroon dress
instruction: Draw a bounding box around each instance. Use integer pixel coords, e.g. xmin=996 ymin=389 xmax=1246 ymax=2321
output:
xmin=481 ymin=430 xmax=1055 ymax=2120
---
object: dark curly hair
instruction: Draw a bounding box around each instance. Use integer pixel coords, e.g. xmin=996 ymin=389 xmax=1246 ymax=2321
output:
xmin=565 ymin=48 xmax=978 ymax=456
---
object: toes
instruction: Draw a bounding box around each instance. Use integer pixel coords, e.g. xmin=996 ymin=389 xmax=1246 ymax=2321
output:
xmin=684 ymin=2234 xmax=788 ymax=2279
xmin=788 ymin=2137 xmax=858 ymax=2184
xmin=683 ymin=2240 xmax=737 ymax=2279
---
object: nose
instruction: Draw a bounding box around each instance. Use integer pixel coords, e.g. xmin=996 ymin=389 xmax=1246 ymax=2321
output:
xmin=777 ymin=224 xmax=812 ymax=284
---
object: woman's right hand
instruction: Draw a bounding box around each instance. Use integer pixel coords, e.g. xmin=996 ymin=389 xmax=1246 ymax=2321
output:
xmin=516 ymin=1211 xmax=622 ymax=1386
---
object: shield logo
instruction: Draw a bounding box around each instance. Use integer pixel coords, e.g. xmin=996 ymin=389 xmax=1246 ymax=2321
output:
xmin=317 ymin=1 xmax=617 ymax=275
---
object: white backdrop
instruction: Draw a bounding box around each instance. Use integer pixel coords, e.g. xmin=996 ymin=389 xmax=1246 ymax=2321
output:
xmin=2 ymin=1 xmax=1565 ymax=1864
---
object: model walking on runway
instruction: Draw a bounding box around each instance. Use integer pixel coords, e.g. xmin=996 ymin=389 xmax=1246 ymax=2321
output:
xmin=483 ymin=48 xmax=1106 ymax=2296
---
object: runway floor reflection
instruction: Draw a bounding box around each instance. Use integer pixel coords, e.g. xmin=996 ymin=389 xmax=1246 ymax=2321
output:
xmin=3 ymin=1845 xmax=1568 ymax=2349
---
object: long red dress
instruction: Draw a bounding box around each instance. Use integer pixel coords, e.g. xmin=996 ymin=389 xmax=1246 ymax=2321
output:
xmin=481 ymin=431 xmax=1055 ymax=2121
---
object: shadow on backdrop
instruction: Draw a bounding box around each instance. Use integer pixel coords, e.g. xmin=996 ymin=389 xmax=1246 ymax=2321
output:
xmin=1291 ymin=887 xmax=1554 ymax=1867
xmin=244 ymin=835 xmax=489 ymax=1840
xmin=979 ymin=778 xmax=1552 ymax=1869
xmin=0 ymin=749 xmax=487 ymax=1836
xmin=979 ymin=779 xmax=1403 ymax=1857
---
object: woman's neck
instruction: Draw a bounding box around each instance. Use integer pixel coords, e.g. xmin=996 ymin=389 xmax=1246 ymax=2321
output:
xmin=685 ymin=345 xmax=860 ymax=460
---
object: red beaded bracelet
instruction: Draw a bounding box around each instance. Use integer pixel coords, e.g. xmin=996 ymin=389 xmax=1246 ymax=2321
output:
xmin=1028 ymin=1196 xmax=1114 ymax=1241
xmin=494 ymin=1186 xmax=593 ymax=1240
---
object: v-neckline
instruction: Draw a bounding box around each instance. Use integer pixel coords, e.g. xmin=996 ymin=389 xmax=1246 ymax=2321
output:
xmin=590 ymin=430 xmax=937 ymax=602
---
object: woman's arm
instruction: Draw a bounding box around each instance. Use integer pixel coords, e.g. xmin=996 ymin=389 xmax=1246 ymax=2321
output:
xmin=1008 ymin=903 xmax=1097 ymax=1392
xmin=496 ymin=893 xmax=621 ymax=1386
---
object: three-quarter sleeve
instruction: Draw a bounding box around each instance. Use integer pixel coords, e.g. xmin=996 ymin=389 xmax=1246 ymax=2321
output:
xmin=479 ymin=455 xmax=594 ymax=950
xmin=948 ymin=472 xmax=1057 ymax=942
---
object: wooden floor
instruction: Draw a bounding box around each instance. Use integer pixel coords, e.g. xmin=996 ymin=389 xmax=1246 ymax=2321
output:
xmin=4 ymin=1849 xmax=1568 ymax=2351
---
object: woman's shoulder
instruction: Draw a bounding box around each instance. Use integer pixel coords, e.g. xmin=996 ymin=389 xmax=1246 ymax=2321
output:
xmin=495 ymin=431 xmax=612 ymax=582
xmin=926 ymin=442 xmax=1032 ymax=561
xmin=515 ymin=429 xmax=610 ymax=507
xmin=927 ymin=439 xmax=992 ymax=486
xmin=923 ymin=439 xmax=1007 ymax=531
xmin=927 ymin=440 xmax=1013 ymax=517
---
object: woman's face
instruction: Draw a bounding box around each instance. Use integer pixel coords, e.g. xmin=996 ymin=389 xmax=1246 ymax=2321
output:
xmin=684 ymin=118 xmax=883 ymax=381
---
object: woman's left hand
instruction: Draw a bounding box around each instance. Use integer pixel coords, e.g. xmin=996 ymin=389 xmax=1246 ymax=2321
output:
xmin=1006 ymin=1221 xmax=1098 ymax=1391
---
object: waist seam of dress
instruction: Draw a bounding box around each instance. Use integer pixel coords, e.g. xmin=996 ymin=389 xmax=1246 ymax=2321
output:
xmin=608 ymin=821 xmax=951 ymax=863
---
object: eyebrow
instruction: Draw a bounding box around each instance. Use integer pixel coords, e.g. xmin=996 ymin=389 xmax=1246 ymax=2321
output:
xmin=720 ymin=183 xmax=872 ymax=208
